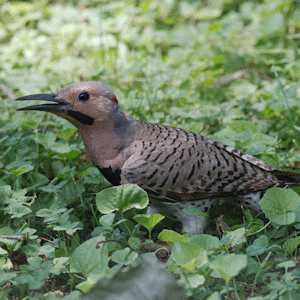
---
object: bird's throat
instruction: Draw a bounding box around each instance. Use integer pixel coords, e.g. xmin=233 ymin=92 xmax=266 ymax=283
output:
xmin=79 ymin=113 xmax=136 ymax=180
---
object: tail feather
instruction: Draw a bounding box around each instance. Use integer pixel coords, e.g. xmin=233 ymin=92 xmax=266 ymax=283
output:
xmin=273 ymin=170 xmax=300 ymax=186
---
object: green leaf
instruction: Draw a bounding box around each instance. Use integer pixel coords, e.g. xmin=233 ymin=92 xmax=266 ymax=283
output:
xmin=0 ymin=247 xmax=7 ymax=255
xmin=76 ymin=277 xmax=98 ymax=294
xmin=0 ymin=256 xmax=13 ymax=271
xmin=99 ymin=213 xmax=115 ymax=227
xmin=0 ymin=186 xmax=33 ymax=218
xmin=70 ymin=236 xmax=109 ymax=276
xmin=189 ymin=234 xmax=221 ymax=251
xmin=260 ymin=188 xmax=300 ymax=225
xmin=51 ymin=257 xmax=69 ymax=275
xmin=247 ymin=235 xmax=269 ymax=256
xmin=186 ymin=274 xmax=205 ymax=288
xmin=158 ymin=229 xmax=188 ymax=244
xmin=60 ymin=291 xmax=82 ymax=300
xmin=8 ymin=163 xmax=33 ymax=176
xmin=111 ymin=247 xmax=138 ymax=265
xmin=222 ymin=228 xmax=246 ymax=247
xmin=283 ymin=236 xmax=300 ymax=255
xmin=209 ymin=254 xmax=247 ymax=283
xmin=134 ymin=213 xmax=165 ymax=233
xmin=276 ymin=260 xmax=296 ymax=271
xmin=36 ymin=208 xmax=82 ymax=235
xmin=207 ymin=292 xmax=221 ymax=300
xmin=213 ymin=121 xmax=276 ymax=156
xmin=128 ymin=237 xmax=141 ymax=251
xmin=171 ymin=241 xmax=208 ymax=272
xmin=0 ymin=272 xmax=16 ymax=285
xmin=14 ymin=257 xmax=51 ymax=290
xmin=96 ymin=184 xmax=149 ymax=214
xmin=37 ymin=244 xmax=54 ymax=258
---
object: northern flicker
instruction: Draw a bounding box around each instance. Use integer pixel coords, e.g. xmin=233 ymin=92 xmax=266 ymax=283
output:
xmin=17 ymin=81 xmax=300 ymax=233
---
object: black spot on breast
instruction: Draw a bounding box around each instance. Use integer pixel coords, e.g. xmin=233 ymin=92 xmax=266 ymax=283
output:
xmin=97 ymin=166 xmax=121 ymax=186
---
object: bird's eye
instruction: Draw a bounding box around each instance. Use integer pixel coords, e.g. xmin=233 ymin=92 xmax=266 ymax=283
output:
xmin=78 ymin=92 xmax=90 ymax=102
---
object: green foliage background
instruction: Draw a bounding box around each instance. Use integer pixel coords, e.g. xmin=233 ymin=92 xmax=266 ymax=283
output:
xmin=0 ymin=0 xmax=300 ymax=299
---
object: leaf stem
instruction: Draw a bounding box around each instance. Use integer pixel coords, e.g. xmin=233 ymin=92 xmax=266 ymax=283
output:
xmin=232 ymin=279 xmax=241 ymax=300
xmin=247 ymin=221 xmax=271 ymax=237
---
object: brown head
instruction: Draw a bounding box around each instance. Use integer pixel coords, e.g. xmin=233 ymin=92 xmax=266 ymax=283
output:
xmin=16 ymin=81 xmax=119 ymax=127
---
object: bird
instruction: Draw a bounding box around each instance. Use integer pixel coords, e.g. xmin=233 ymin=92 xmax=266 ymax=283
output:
xmin=16 ymin=81 xmax=300 ymax=233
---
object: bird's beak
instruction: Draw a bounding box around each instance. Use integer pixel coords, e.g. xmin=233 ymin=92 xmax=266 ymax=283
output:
xmin=16 ymin=93 xmax=70 ymax=112
xmin=16 ymin=93 xmax=94 ymax=125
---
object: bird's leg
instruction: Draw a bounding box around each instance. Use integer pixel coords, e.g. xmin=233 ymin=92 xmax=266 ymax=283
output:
xmin=178 ymin=199 xmax=216 ymax=234
xmin=180 ymin=214 xmax=208 ymax=234
xmin=148 ymin=199 xmax=216 ymax=234
xmin=146 ymin=204 xmax=160 ymax=216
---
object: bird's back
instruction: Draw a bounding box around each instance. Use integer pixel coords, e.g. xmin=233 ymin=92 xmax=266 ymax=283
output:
xmin=121 ymin=122 xmax=279 ymax=202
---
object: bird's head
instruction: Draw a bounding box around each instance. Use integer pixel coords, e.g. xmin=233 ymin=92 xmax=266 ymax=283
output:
xmin=16 ymin=81 xmax=119 ymax=126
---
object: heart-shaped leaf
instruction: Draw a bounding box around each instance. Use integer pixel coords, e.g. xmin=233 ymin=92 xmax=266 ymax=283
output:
xmin=70 ymin=236 xmax=109 ymax=276
xmin=134 ymin=213 xmax=164 ymax=235
xmin=209 ymin=254 xmax=247 ymax=283
xmin=96 ymin=184 xmax=149 ymax=214
xmin=260 ymin=188 xmax=300 ymax=225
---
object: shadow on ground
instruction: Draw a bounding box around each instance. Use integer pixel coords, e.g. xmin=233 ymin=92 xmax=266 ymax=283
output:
xmin=83 ymin=253 xmax=187 ymax=300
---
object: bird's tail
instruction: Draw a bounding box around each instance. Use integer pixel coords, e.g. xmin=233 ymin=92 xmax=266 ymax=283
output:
xmin=273 ymin=170 xmax=300 ymax=186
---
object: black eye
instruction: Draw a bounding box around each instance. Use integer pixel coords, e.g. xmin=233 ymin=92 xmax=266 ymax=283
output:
xmin=78 ymin=92 xmax=90 ymax=101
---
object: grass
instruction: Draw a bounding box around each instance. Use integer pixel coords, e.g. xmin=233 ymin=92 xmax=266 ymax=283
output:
xmin=0 ymin=0 xmax=300 ymax=299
